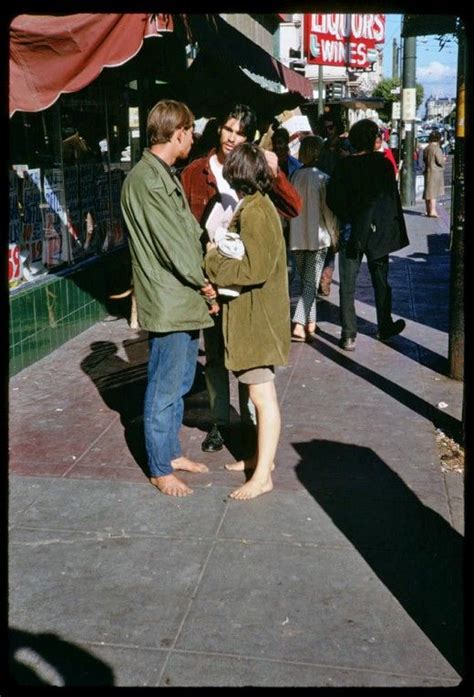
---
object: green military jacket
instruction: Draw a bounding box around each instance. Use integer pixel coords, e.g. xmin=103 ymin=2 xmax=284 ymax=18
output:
xmin=205 ymin=191 xmax=290 ymax=372
xmin=121 ymin=149 xmax=213 ymax=333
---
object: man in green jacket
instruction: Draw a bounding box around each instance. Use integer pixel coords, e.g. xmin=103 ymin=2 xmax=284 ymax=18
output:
xmin=121 ymin=100 xmax=217 ymax=497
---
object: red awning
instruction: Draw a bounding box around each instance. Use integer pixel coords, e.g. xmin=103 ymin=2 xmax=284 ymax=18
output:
xmin=9 ymin=13 xmax=173 ymax=117
xmin=271 ymin=60 xmax=313 ymax=99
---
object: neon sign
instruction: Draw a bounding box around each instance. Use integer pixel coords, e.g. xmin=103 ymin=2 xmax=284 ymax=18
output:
xmin=304 ymin=14 xmax=385 ymax=68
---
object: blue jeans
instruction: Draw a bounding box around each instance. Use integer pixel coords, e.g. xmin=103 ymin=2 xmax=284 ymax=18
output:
xmin=144 ymin=330 xmax=199 ymax=477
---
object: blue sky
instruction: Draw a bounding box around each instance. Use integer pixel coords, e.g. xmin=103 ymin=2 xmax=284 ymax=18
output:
xmin=382 ymin=14 xmax=458 ymax=104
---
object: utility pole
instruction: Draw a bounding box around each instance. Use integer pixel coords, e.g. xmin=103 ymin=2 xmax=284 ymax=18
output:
xmin=448 ymin=19 xmax=465 ymax=386
xmin=318 ymin=65 xmax=324 ymax=117
xmin=392 ymin=38 xmax=399 ymax=79
xmin=400 ymin=22 xmax=416 ymax=206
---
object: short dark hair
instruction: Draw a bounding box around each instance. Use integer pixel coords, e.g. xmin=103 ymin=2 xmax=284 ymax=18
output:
xmin=223 ymin=143 xmax=273 ymax=195
xmin=317 ymin=112 xmax=343 ymax=137
xmin=147 ymin=100 xmax=194 ymax=145
xmin=271 ymin=127 xmax=290 ymax=145
xmin=429 ymin=130 xmax=441 ymax=142
xmin=348 ymin=118 xmax=379 ymax=153
xmin=218 ymin=104 xmax=257 ymax=142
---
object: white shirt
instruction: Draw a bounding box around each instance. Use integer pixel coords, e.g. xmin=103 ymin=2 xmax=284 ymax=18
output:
xmin=209 ymin=154 xmax=239 ymax=211
xmin=289 ymin=167 xmax=337 ymax=251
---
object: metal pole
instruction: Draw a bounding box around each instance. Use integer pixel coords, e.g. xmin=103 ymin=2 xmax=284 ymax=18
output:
xmin=318 ymin=64 xmax=324 ymax=117
xmin=400 ymin=26 xmax=416 ymax=206
xmin=448 ymin=20 xmax=465 ymax=383
xmin=392 ymin=38 xmax=398 ymax=79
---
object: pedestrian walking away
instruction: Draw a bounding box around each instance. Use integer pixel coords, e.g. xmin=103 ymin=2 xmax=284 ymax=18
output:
xmin=315 ymin=113 xmax=352 ymax=297
xmin=422 ymin=131 xmax=445 ymax=218
xmin=288 ymin=135 xmax=339 ymax=342
xmin=181 ymin=104 xmax=301 ymax=455
xmin=204 ymin=143 xmax=290 ymax=500
xmin=120 ymin=99 xmax=218 ymax=497
xmin=326 ymin=118 xmax=409 ymax=351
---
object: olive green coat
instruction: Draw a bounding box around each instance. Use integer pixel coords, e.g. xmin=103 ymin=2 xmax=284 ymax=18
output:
xmin=205 ymin=191 xmax=290 ymax=371
xmin=121 ymin=149 xmax=213 ymax=333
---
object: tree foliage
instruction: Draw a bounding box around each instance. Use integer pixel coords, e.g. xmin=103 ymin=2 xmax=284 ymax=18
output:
xmin=371 ymin=77 xmax=424 ymax=121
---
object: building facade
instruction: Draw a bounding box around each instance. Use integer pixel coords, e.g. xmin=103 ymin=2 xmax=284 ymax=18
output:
xmin=9 ymin=13 xmax=310 ymax=375
xmin=424 ymin=95 xmax=456 ymax=122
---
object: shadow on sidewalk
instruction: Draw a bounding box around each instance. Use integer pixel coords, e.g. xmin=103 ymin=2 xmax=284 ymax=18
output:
xmin=314 ymin=232 xmax=452 ymax=337
xmin=79 ymin=338 xmax=243 ymax=470
xmin=8 ymin=627 xmax=114 ymax=686
xmin=294 ymin=439 xmax=464 ymax=677
xmin=316 ymin=298 xmax=449 ymax=376
xmin=314 ymin=331 xmax=462 ymax=443
xmin=80 ymin=338 xmax=149 ymax=473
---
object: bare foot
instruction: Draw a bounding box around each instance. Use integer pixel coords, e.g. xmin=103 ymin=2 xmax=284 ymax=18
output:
xmin=225 ymin=458 xmax=275 ymax=472
xmin=150 ymin=473 xmax=193 ymax=497
xmin=224 ymin=456 xmax=256 ymax=472
xmin=291 ymin=322 xmax=306 ymax=342
xmin=171 ymin=456 xmax=209 ymax=473
xmin=229 ymin=477 xmax=274 ymax=500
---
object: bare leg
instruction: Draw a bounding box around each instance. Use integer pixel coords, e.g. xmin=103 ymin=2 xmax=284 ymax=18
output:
xmin=150 ymin=473 xmax=193 ymax=497
xmin=129 ymin=293 xmax=139 ymax=329
xmin=172 ymin=456 xmax=209 ymax=473
xmin=429 ymin=199 xmax=438 ymax=217
xmin=229 ymin=381 xmax=280 ymax=500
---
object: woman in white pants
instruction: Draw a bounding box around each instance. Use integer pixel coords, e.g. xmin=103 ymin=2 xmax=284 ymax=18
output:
xmin=289 ymin=136 xmax=339 ymax=342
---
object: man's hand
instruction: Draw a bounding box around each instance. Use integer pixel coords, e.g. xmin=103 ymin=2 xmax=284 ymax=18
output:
xmin=263 ymin=149 xmax=279 ymax=178
xmin=201 ymin=280 xmax=217 ymax=300
xmin=206 ymin=241 xmax=217 ymax=253
xmin=201 ymin=279 xmax=219 ymax=315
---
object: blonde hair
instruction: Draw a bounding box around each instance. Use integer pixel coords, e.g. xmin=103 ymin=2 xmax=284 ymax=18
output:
xmin=147 ymin=100 xmax=194 ymax=145
xmin=298 ymin=135 xmax=324 ymax=165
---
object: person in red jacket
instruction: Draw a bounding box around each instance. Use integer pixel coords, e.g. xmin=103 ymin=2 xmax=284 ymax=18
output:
xmin=375 ymin=130 xmax=398 ymax=178
xmin=181 ymin=104 xmax=301 ymax=455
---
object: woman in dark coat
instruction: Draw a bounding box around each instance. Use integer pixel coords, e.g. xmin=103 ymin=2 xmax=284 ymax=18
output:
xmin=423 ymin=131 xmax=445 ymax=217
xmin=326 ymin=118 xmax=409 ymax=351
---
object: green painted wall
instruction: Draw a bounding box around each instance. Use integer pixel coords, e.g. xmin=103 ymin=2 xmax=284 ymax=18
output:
xmin=9 ymin=248 xmax=130 ymax=375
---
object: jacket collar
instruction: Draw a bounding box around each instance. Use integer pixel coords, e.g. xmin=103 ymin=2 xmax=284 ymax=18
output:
xmin=142 ymin=148 xmax=180 ymax=196
xmin=233 ymin=191 xmax=262 ymax=217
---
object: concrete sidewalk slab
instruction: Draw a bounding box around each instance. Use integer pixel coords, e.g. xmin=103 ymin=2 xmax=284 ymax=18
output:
xmin=8 ymin=201 xmax=464 ymax=687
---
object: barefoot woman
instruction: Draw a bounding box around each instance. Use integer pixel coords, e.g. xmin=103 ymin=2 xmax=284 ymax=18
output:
xmin=204 ymin=143 xmax=290 ymax=500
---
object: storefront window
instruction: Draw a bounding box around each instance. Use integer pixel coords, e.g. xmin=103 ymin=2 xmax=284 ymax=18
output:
xmin=9 ymin=80 xmax=135 ymax=289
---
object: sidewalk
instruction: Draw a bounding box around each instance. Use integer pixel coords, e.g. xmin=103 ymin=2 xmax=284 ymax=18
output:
xmin=8 ymin=199 xmax=464 ymax=687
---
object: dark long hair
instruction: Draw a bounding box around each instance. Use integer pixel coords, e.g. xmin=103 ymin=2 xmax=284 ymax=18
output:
xmin=223 ymin=143 xmax=273 ymax=196
xmin=218 ymin=104 xmax=257 ymax=142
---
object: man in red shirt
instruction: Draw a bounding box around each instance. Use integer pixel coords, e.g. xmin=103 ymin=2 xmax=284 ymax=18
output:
xmin=181 ymin=104 xmax=301 ymax=454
